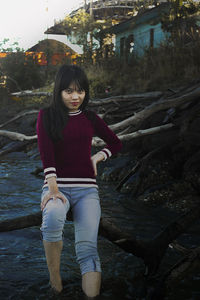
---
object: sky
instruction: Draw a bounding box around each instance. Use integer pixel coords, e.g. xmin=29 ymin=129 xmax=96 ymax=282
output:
xmin=0 ymin=0 xmax=84 ymax=52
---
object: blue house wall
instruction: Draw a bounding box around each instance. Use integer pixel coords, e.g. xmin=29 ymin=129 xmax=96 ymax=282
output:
xmin=112 ymin=3 xmax=170 ymax=58
xmin=115 ymin=22 xmax=169 ymax=57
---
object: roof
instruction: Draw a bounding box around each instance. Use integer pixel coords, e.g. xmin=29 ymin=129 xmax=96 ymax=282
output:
xmin=110 ymin=3 xmax=170 ymax=34
xmin=45 ymin=0 xmax=136 ymax=35
xmin=27 ymin=39 xmax=76 ymax=54
xmin=73 ymin=0 xmax=135 ymax=20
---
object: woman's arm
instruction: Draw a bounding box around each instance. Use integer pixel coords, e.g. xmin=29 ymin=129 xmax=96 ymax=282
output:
xmin=37 ymin=110 xmax=57 ymax=179
xmin=91 ymin=152 xmax=105 ymax=176
xmin=90 ymin=113 xmax=122 ymax=175
xmin=93 ymin=113 xmax=122 ymax=161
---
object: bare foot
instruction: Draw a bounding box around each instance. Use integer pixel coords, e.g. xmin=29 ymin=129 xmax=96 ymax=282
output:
xmin=50 ymin=275 xmax=63 ymax=293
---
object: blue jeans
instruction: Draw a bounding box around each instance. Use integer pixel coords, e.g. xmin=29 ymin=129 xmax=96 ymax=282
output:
xmin=40 ymin=187 xmax=101 ymax=275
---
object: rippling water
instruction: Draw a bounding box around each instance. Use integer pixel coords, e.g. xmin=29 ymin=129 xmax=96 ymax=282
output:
xmin=0 ymin=152 xmax=200 ymax=299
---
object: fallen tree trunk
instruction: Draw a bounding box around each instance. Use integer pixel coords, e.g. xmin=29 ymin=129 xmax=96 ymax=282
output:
xmin=0 ymin=130 xmax=37 ymax=141
xmin=11 ymin=91 xmax=52 ymax=98
xmin=116 ymin=145 xmax=166 ymax=192
xmin=0 ymin=141 xmax=31 ymax=157
xmin=10 ymin=91 xmax=163 ymax=102
xmin=0 ymin=123 xmax=174 ymax=145
xmin=147 ymin=242 xmax=200 ymax=299
xmin=89 ymin=91 xmax=163 ymax=106
xmin=0 ymin=110 xmax=39 ymax=129
xmin=1 ymin=85 xmax=199 ymax=146
xmin=0 ymin=212 xmax=42 ymax=231
xmin=93 ymin=123 xmax=174 ymax=147
xmin=0 ymin=202 xmax=199 ymax=278
xmin=165 ymin=243 xmax=200 ymax=286
xmin=109 ymin=86 xmax=200 ymax=132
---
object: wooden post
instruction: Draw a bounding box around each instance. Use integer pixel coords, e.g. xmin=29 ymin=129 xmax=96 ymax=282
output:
xmin=90 ymin=0 xmax=93 ymax=16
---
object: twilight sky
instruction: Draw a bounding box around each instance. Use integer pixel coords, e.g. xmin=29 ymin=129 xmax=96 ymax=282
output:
xmin=0 ymin=0 xmax=84 ymax=51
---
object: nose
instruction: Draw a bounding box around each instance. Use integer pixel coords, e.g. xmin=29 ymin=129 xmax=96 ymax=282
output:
xmin=72 ymin=92 xmax=79 ymax=100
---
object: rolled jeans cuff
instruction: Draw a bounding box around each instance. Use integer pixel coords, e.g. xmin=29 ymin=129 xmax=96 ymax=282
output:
xmin=80 ymin=256 xmax=102 ymax=275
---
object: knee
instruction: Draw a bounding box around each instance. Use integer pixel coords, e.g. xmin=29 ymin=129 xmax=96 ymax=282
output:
xmin=41 ymin=198 xmax=69 ymax=242
xmin=43 ymin=199 xmax=67 ymax=227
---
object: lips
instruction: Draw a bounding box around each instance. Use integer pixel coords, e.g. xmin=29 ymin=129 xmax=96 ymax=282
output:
xmin=71 ymin=102 xmax=79 ymax=106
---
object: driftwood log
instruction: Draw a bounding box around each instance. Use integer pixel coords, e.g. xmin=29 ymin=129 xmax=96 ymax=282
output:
xmin=0 ymin=141 xmax=32 ymax=157
xmin=0 ymin=124 xmax=174 ymax=145
xmin=0 ymin=130 xmax=37 ymax=141
xmin=0 ymin=110 xmax=39 ymax=129
xmin=1 ymin=83 xmax=200 ymax=148
xmin=11 ymin=91 xmax=52 ymax=98
xmin=0 ymin=203 xmax=199 ymax=277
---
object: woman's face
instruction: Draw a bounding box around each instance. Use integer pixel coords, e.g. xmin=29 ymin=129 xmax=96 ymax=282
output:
xmin=61 ymin=81 xmax=86 ymax=112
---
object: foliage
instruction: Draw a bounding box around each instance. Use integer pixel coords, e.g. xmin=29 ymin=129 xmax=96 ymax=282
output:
xmin=82 ymin=30 xmax=200 ymax=99
xmin=63 ymin=9 xmax=112 ymax=62
xmin=0 ymin=38 xmax=22 ymax=52
xmin=0 ymin=51 xmax=45 ymax=92
xmin=0 ymin=39 xmax=46 ymax=92
xmin=161 ymin=0 xmax=200 ymax=45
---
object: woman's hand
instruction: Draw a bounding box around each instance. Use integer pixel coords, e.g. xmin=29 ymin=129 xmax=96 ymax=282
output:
xmin=41 ymin=177 xmax=67 ymax=211
xmin=91 ymin=152 xmax=105 ymax=176
xmin=41 ymin=191 xmax=68 ymax=211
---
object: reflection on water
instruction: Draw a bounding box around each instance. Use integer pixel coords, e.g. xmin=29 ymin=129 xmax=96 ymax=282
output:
xmin=0 ymin=152 xmax=200 ymax=299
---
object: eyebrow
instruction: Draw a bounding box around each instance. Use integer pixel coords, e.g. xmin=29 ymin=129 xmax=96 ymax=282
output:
xmin=67 ymin=87 xmax=84 ymax=91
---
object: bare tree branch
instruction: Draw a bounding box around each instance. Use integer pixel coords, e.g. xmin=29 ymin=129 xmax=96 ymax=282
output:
xmin=109 ymin=87 xmax=200 ymax=131
xmin=92 ymin=123 xmax=174 ymax=147
xmin=0 ymin=130 xmax=37 ymax=141
xmin=0 ymin=110 xmax=39 ymax=129
xmin=11 ymin=91 xmax=52 ymax=98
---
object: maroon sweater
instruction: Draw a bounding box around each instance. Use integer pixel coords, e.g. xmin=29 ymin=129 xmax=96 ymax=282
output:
xmin=37 ymin=109 xmax=122 ymax=188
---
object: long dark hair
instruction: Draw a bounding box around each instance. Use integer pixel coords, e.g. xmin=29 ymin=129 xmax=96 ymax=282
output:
xmin=43 ymin=64 xmax=90 ymax=141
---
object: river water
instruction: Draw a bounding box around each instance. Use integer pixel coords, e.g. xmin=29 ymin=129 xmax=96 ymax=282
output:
xmin=0 ymin=152 xmax=200 ymax=299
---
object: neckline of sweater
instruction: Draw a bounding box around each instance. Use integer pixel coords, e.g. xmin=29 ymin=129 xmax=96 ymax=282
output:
xmin=68 ymin=110 xmax=82 ymax=116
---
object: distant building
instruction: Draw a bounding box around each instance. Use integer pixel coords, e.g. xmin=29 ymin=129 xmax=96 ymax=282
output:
xmin=44 ymin=0 xmax=137 ymax=56
xmin=27 ymin=39 xmax=79 ymax=65
xmin=46 ymin=0 xmax=136 ymax=37
xmin=0 ymin=39 xmax=79 ymax=67
xmin=111 ymin=2 xmax=200 ymax=59
xmin=111 ymin=3 xmax=170 ymax=59
xmin=71 ymin=0 xmax=136 ymax=21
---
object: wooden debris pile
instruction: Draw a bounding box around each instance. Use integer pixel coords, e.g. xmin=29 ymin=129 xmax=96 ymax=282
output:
xmin=0 ymin=82 xmax=200 ymax=298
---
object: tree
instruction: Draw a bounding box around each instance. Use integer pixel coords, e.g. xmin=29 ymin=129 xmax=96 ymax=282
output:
xmin=161 ymin=0 xmax=200 ymax=46
xmin=0 ymin=38 xmax=22 ymax=52
xmin=63 ymin=9 xmax=113 ymax=63
xmin=0 ymin=52 xmax=46 ymax=92
xmin=0 ymin=39 xmax=45 ymax=92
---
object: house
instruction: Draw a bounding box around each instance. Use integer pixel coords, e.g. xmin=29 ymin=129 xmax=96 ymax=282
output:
xmin=27 ymin=39 xmax=79 ymax=65
xmin=0 ymin=39 xmax=79 ymax=67
xmin=111 ymin=2 xmax=200 ymax=59
xmin=111 ymin=3 xmax=170 ymax=59
xmin=44 ymin=1 xmax=200 ymax=61
xmin=44 ymin=0 xmax=137 ymax=56
xmin=46 ymin=0 xmax=136 ymax=36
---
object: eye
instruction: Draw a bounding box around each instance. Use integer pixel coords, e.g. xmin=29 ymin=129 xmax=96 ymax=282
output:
xmin=65 ymin=88 xmax=72 ymax=94
xmin=78 ymin=89 xmax=85 ymax=94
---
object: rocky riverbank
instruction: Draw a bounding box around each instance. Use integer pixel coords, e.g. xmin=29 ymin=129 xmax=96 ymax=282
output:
xmin=1 ymin=86 xmax=200 ymax=299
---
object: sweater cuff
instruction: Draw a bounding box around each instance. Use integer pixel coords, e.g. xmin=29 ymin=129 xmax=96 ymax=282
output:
xmin=44 ymin=167 xmax=57 ymax=179
xmin=98 ymin=148 xmax=112 ymax=161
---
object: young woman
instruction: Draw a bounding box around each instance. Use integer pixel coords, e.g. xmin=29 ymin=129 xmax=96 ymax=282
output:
xmin=36 ymin=64 xmax=122 ymax=299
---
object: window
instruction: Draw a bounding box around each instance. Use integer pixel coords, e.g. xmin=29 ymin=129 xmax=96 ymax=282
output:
xmin=150 ymin=28 xmax=154 ymax=48
xmin=120 ymin=37 xmax=125 ymax=57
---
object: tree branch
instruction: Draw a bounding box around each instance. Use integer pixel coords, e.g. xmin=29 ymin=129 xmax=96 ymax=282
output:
xmin=0 ymin=110 xmax=39 ymax=129
xmin=0 ymin=130 xmax=37 ymax=141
